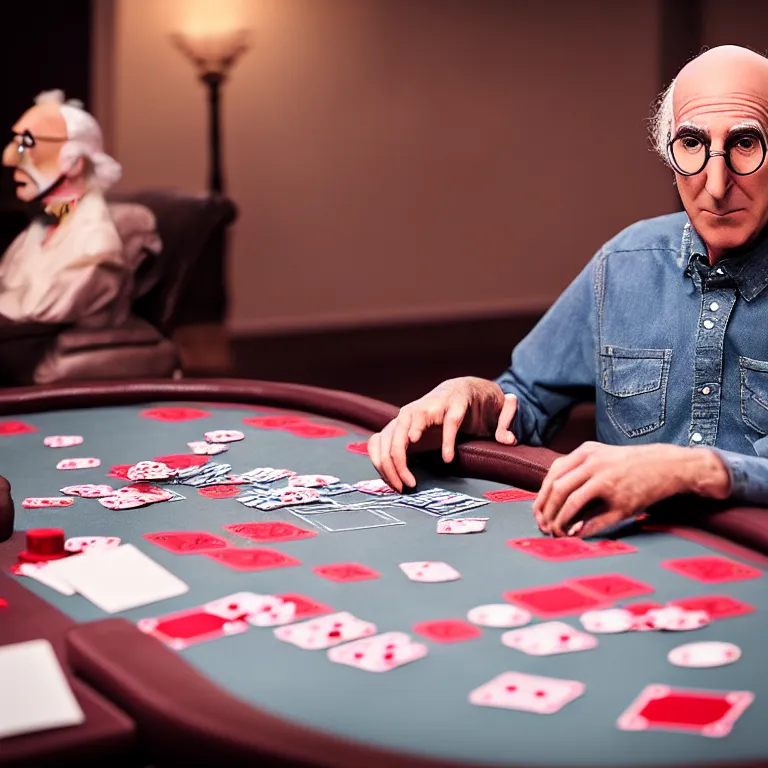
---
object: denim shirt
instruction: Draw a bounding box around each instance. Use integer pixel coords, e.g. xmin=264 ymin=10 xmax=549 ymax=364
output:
xmin=496 ymin=211 xmax=768 ymax=505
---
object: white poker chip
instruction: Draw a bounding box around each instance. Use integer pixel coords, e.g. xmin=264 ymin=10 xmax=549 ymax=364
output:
xmin=579 ymin=608 xmax=635 ymax=634
xmin=467 ymin=603 xmax=531 ymax=628
xmin=126 ymin=461 xmax=175 ymax=481
xmin=668 ymin=641 xmax=741 ymax=668
xmin=645 ymin=606 xmax=711 ymax=631
xmin=44 ymin=435 xmax=84 ymax=448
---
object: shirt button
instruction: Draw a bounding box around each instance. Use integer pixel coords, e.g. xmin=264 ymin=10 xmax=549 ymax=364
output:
xmin=703 ymin=319 xmax=714 ymax=329
xmin=701 ymin=386 xmax=711 ymax=395
xmin=691 ymin=432 xmax=703 ymax=443
xmin=709 ymin=302 xmax=719 ymax=311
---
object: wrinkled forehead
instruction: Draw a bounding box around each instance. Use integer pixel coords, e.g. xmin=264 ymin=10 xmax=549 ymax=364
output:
xmin=11 ymin=103 xmax=67 ymax=139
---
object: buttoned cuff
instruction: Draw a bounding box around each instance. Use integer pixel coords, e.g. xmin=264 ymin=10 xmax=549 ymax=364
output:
xmin=707 ymin=447 xmax=768 ymax=505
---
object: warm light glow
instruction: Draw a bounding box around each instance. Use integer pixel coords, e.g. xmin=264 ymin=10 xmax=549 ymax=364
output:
xmin=172 ymin=29 xmax=250 ymax=77
xmin=175 ymin=0 xmax=252 ymax=37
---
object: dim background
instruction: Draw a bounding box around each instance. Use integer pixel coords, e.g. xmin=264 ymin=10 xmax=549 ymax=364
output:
xmin=0 ymin=0 xmax=763 ymax=403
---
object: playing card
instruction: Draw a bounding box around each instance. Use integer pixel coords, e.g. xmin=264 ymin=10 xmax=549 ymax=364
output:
xmin=662 ymin=556 xmax=763 ymax=583
xmin=242 ymin=415 xmax=308 ymax=430
xmin=484 ymin=488 xmax=538 ymax=502
xmin=328 ymin=632 xmax=428 ymax=672
xmin=204 ymin=429 xmax=245 ymax=443
xmin=43 ymin=435 xmax=83 ymax=448
xmin=246 ymin=597 xmax=299 ymax=627
xmin=187 ymin=440 xmax=228 ymax=455
xmin=436 ymin=517 xmax=489 ymax=534
xmin=285 ymin=424 xmax=347 ymax=439
xmin=198 ymin=484 xmax=242 ymax=499
xmin=0 ymin=420 xmax=37 ymax=435
xmin=399 ymin=561 xmax=461 ymax=582
xmin=642 ymin=606 xmax=711 ymax=631
xmin=274 ymin=611 xmax=376 ymax=650
xmin=503 ymin=584 xmax=613 ymax=618
xmin=140 ymin=407 xmax=210 ymax=422
xmin=248 ymin=487 xmax=329 ymax=511
xmin=61 ymin=484 xmax=115 ymax=498
xmin=668 ymin=595 xmax=755 ymax=620
xmin=55 ymin=458 xmax=100 ymax=470
xmin=137 ymin=607 xmax=249 ymax=650
xmin=312 ymin=562 xmax=381 ymax=582
xmin=204 ymin=548 xmax=302 ymax=572
xmin=126 ymin=461 xmax=175 ymax=481
xmin=174 ymin=462 xmax=233 ymax=488
xmin=668 ymin=642 xmax=741 ymax=668
xmin=143 ymin=531 xmax=229 ymax=554
xmin=153 ymin=454 xmax=210 ymax=470
xmin=566 ymin=573 xmax=655 ymax=600
xmin=617 ymin=684 xmax=754 ymax=737
xmin=13 ymin=562 xmax=76 ymax=596
xmin=579 ymin=608 xmax=635 ymax=634
xmin=412 ymin=619 xmax=482 ymax=643
xmin=502 ymin=621 xmax=598 ymax=655
xmin=64 ymin=536 xmax=121 ymax=555
xmin=99 ymin=494 xmax=149 ymax=510
xmin=203 ymin=592 xmax=274 ymax=620
xmin=507 ymin=537 xmax=596 ymax=561
xmin=21 ymin=497 xmax=74 ymax=509
xmin=224 ymin=521 xmax=318 ymax=543
xmin=354 ymin=479 xmax=397 ymax=496
xmin=394 ymin=488 xmax=489 ymax=516
xmin=43 ymin=544 xmax=188 ymax=613
xmin=346 ymin=441 xmax=369 ymax=455
xmin=275 ymin=593 xmax=334 ymax=621
xmin=469 ymin=672 xmax=585 ymax=714
xmin=235 ymin=467 xmax=296 ymax=484
xmin=467 ymin=603 xmax=532 ymax=628
xmin=289 ymin=474 xmax=340 ymax=487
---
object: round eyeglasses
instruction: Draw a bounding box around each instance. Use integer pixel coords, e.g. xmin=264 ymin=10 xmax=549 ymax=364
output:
xmin=667 ymin=130 xmax=767 ymax=176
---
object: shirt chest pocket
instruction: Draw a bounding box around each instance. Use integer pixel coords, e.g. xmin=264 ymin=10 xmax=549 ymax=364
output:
xmin=599 ymin=346 xmax=672 ymax=438
xmin=740 ymin=357 xmax=768 ymax=435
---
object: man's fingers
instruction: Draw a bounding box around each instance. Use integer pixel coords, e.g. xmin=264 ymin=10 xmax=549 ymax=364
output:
xmin=538 ymin=465 xmax=593 ymax=535
xmin=579 ymin=509 xmax=626 ymax=539
xmin=376 ymin=421 xmax=402 ymax=492
xmin=494 ymin=393 xmax=518 ymax=445
xmin=534 ymin=449 xmax=591 ymax=518
xmin=441 ymin=399 xmax=467 ymax=464
xmin=549 ymin=479 xmax=603 ymax=538
xmin=390 ymin=411 xmax=417 ymax=488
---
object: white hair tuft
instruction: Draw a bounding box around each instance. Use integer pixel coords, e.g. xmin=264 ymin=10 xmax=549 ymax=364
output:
xmin=649 ymin=80 xmax=676 ymax=166
xmin=34 ymin=90 xmax=66 ymax=106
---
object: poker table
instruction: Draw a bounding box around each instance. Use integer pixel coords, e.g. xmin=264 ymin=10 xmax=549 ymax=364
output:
xmin=1 ymin=379 xmax=768 ymax=768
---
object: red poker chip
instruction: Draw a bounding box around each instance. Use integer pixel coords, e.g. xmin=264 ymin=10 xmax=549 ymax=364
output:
xmin=140 ymin=407 xmax=211 ymax=422
xmin=286 ymin=424 xmax=348 ymax=439
xmin=0 ymin=420 xmax=38 ymax=436
xmin=345 ymin=442 xmax=369 ymax=456
xmin=153 ymin=454 xmax=210 ymax=470
xmin=242 ymin=416 xmax=310 ymax=430
xmin=198 ymin=485 xmax=242 ymax=499
xmin=0 ymin=599 xmax=7 ymax=608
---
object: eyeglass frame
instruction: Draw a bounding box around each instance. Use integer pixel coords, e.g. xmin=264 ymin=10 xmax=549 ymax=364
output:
xmin=10 ymin=130 xmax=68 ymax=155
xmin=666 ymin=128 xmax=768 ymax=177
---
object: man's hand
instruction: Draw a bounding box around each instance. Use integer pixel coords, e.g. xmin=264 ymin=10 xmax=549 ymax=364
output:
xmin=533 ymin=442 xmax=732 ymax=537
xmin=368 ymin=377 xmax=518 ymax=491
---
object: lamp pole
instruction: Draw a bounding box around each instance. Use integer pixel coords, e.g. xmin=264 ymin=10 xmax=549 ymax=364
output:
xmin=202 ymin=72 xmax=224 ymax=194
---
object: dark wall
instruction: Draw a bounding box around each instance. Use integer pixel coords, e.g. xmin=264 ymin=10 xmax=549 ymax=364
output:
xmin=0 ymin=0 xmax=91 ymax=210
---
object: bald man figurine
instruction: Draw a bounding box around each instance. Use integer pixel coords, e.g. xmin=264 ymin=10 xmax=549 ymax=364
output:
xmin=370 ymin=45 xmax=768 ymax=535
xmin=0 ymin=91 xmax=130 ymax=329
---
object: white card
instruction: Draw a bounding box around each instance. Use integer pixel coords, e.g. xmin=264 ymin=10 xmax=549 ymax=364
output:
xmin=399 ymin=561 xmax=461 ymax=582
xmin=44 ymin=544 xmax=188 ymax=613
xmin=274 ymin=611 xmax=376 ymax=649
xmin=18 ymin=562 xmax=76 ymax=596
xmin=467 ymin=603 xmax=532 ymax=628
xmin=0 ymin=640 xmax=85 ymax=739
xmin=579 ymin=608 xmax=635 ymax=634
xmin=436 ymin=517 xmax=489 ymax=534
xmin=501 ymin=621 xmax=598 ymax=655
xmin=204 ymin=429 xmax=245 ymax=443
xmin=328 ymin=632 xmax=428 ymax=672
xmin=44 ymin=435 xmax=83 ymax=448
xmin=203 ymin=592 xmax=273 ymax=620
xmin=187 ymin=440 xmax=228 ymax=455
xmin=469 ymin=671 xmax=585 ymax=714
xmin=56 ymin=458 xmax=100 ymax=470
xmin=668 ymin=641 xmax=741 ymax=668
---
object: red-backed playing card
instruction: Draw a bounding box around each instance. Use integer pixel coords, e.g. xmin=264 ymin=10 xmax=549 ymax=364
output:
xmin=617 ymin=684 xmax=754 ymax=737
xmin=224 ymin=522 xmax=317 ymax=543
xmin=485 ymin=489 xmax=537 ymax=503
xmin=507 ymin=537 xmax=595 ymax=561
xmin=565 ymin=573 xmax=655 ymax=600
xmin=199 ymin=485 xmax=242 ymax=499
xmin=623 ymin=601 xmax=663 ymax=616
xmin=412 ymin=619 xmax=482 ymax=644
xmin=204 ymin=548 xmax=302 ymax=572
xmin=346 ymin=442 xmax=369 ymax=455
xmin=668 ymin=595 xmax=756 ymax=620
xmin=242 ymin=416 xmax=309 ymax=430
xmin=107 ymin=464 xmax=132 ymax=480
xmin=662 ymin=556 xmax=763 ymax=584
xmin=137 ymin=607 xmax=249 ymax=650
xmin=313 ymin=563 xmax=380 ymax=582
xmin=0 ymin=420 xmax=37 ymax=436
xmin=140 ymin=407 xmax=211 ymax=422
xmin=504 ymin=584 xmax=613 ymax=618
xmin=143 ymin=531 xmax=229 ymax=554
xmin=285 ymin=424 xmax=348 ymax=439
xmin=276 ymin=593 xmax=333 ymax=620
xmin=587 ymin=539 xmax=639 ymax=556
xmin=153 ymin=454 xmax=210 ymax=470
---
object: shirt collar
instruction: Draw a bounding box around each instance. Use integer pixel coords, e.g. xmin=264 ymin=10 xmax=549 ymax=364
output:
xmin=684 ymin=220 xmax=768 ymax=301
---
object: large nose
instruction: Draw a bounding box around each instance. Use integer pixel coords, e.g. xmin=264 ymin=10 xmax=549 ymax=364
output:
xmin=1 ymin=140 xmax=21 ymax=168
xmin=704 ymin=153 xmax=731 ymax=200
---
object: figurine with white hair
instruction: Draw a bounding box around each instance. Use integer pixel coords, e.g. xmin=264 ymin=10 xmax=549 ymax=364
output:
xmin=0 ymin=90 xmax=130 ymax=325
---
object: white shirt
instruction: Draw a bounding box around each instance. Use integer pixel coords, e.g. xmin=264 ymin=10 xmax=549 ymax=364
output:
xmin=0 ymin=190 xmax=131 ymax=325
